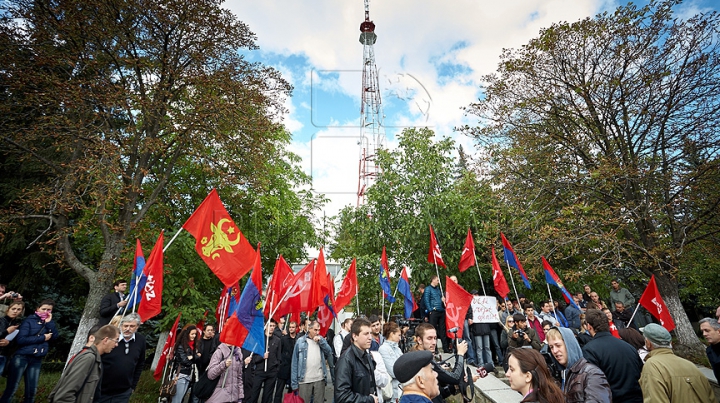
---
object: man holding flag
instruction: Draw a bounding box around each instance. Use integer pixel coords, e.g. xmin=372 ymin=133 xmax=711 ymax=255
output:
xmin=98 ymin=280 xmax=127 ymax=326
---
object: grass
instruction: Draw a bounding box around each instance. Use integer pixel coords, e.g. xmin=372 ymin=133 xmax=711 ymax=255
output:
xmin=0 ymin=369 xmax=160 ymax=402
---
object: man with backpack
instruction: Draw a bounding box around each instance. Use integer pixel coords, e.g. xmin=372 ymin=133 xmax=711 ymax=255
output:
xmin=50 ymin=325 xmax=119 ymax=403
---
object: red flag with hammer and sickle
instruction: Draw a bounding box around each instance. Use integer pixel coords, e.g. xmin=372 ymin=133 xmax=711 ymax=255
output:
xmin=458 ymin=229 xmax=475 ymax=272
xmin=427 ymin=225 xmax=447 ymax=268
xmin=183 ymin=189 xmax=255 ymax=287
xmin=638 ymin=275 xmax=675 ymax=331
xmin=445 ymin=276 xmax=473 ymax=339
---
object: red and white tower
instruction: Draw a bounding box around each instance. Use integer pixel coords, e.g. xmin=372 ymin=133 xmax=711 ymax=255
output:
xmin=357 ymin=0 xmax=385 ymax=206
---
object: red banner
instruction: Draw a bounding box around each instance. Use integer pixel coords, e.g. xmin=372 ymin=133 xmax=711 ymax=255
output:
xmin=334 ymin=259 xmax=358 ymax=312
xmin=153 ymin=312 xmax=181 ymax=381
xmin=458 ymin=229 xmax=476 ymax=272
xmin=638 ymin=275 xmax=675 ymax=331
xmin=311 ymin=248 xmax=330 ymax=311
xmin=490 ymin=246 xmax=510 ymax=299
xmin=138 ymin=231 xmax=164 ymax=322
xmin=264 ymin=255 xmax=295 ymax=319
xmin=428 ymin=225 xmax=447 ymax=268
xmin=274 ymin=260 xmax=315 ymax=320
xmin=182 ymin=189 xmax=255 ymax=287
xmin=445 ymin=276 xmax=473 ymax=339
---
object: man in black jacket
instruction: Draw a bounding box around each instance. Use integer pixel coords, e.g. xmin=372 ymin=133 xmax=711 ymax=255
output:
xmin=99 ymin=313 xmax=146 ymax=403
xmin=273 ymin=321 xmax=297 ymax=403
xmin=582 ymin=309 xmax=643 ymax=403
xmin=335 ymin=317 xmax=377 ymax=403
xmin=98 ymin=280 xmax=127 ymax=326
xmin=248 ymin=319 xmax=282 ymax=403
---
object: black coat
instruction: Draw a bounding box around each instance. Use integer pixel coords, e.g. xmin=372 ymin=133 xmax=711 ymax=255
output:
xmin=582 ymin=331 xmax=643 ymax=403
xmin=252 ymin=333 xmax=281 ymax=374
xmin=98 ymin=292 xmax=123 ymax=325
xmin=431 ymin=353 xmax=465 ymax=403
xmin=100 ymin=332 xmax=147 ymax=396
xmin=334 ymin=344 xmax=376 ymax=403
xmin=278 ymin=334 xmax=297 ymax=380
xmin=175 ymin=343 xmax=200 ymax=375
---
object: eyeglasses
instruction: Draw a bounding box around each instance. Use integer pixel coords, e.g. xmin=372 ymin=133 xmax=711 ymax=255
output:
xmin=507 ymin=320 xmax=514 ymax=323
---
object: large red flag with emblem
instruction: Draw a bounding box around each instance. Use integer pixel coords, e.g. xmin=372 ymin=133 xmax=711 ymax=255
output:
xmin=264 ymin=255 xmax=295 ymax=320
xmin=445 ymin=276 xmax=473 ymax=339
xmin=182 ymin=189 xmax=255 ymax=287
xmin=638 ymin=275 xmax=675 ymax=331
xmin=458 ymin=229 xmax=476 ymax=272
xmin=427 ymin=225 xmax=447 ymax=268
xmin=311 ymin=248 xmax=330 ymax=310
xmin=138 ymin=231 xmax=164 ymax=322
xmin=334 ymin=259 xmax=358 ymax=312
xmin=275 ymin=259 xmax=315 ymax=323
xmin=153 ymin=312 xmax=181 ymax=381
xmin=490 ymin=246 xmax=510 ymax=299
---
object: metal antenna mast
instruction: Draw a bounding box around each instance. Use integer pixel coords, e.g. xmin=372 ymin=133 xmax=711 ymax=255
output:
xmin=357 ymin=0 xmax=385 ymax=207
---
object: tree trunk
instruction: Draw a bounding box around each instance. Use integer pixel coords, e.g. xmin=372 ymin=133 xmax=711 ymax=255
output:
xmin=66 ymin=237 xmax=126 ymax=361
xmin=152 ymin=332 xmax=169 ymax=371
xmin=653 ymin=272 xmax=705 ymax=358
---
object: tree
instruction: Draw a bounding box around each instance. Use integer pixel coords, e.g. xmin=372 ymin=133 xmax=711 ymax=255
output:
xmin=331 ymin=128 xmax=498 ymax=314
xmin=463 ymin=0 xmax=720 ymax=355
xmin=0 ymin=0 xmax=303 ymax=357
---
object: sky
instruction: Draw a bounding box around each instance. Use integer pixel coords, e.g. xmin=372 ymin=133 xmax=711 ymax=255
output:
xmin=224 ymin=0 xmax=718 ymax=225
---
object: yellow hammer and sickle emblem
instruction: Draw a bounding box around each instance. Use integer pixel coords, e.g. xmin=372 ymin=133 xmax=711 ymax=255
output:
xmin=200 ymin=218 xmax=242 ymax=260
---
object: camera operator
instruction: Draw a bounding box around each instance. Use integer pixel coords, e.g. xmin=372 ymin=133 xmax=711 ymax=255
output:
xmin=411 ymin=323 xmax=477 ymax=403
xmin=507 ymin=314 xmax=541 ymax=351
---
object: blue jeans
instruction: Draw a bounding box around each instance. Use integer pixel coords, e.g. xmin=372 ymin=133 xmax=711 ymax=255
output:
xmin=489 ymin=328 xmax=503 ymax=365
xmin=0 ymin=354 xmax=43 ymax=403
xmin=172 ymin=375 xmax=191 ymax=403
xmin=0 ymin=355 xmax=6 ymax=376
xmin=462 ymin=321 xmax=477 ymax=364
xmin=473 ymin=335 xmax=492 ymax=366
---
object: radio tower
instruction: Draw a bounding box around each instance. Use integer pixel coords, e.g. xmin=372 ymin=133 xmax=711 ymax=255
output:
xmin=357 ymin=0 xmax=385 ymax=206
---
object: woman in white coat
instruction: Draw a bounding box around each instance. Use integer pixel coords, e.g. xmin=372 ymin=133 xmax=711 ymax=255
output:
xmin=378 ymin=322 xmax=403 ymax=402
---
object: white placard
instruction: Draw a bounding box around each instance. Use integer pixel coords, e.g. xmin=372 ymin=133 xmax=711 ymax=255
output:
xmin=471 ymin=296 xmax=500 ymax=323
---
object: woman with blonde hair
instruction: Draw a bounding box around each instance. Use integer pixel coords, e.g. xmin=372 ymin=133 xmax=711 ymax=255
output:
xmin=499 ymin=314 xmax=515 ymax=355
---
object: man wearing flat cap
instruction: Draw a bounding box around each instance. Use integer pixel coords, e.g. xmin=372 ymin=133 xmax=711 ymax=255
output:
xmin=394 ymin=351 xmax=439 ymax=403
xmin=639 ymin=323 xmax=714 ymax=403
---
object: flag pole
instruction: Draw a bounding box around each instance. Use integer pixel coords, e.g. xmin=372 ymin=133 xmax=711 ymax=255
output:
xmin=471 ymin=249 xmax=486 ymax=296
xmin=505 ymin=258 xmax=521 ymax=310
xmin=356 ymin=282 xmax=360 ymax=315
xmin=386 ymin=284 xmax=400 ymax=323
xmin=162 ymin=228 xmax=184 ymax=253
xmin=627 ymin=303 xmax=641 ymax=326
xmin=381 ymin=289 xmax=385 ymax=325
xmin=546 ymin=282 xmax=557 ymax=320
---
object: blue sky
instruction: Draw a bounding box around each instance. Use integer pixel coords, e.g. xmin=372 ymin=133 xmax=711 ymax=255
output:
xmin=225 ymin=0 xmax=718 ymax=219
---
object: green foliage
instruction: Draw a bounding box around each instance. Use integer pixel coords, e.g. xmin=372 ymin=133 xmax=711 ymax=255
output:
xmin=331 ymin=128 xmax=499 ymax=314
xmin=463 ymin=0 xmax=720 ymax=349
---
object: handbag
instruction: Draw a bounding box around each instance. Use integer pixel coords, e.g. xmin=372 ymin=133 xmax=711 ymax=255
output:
xmin=283 ymin=391 xmax=304 ymax=403
xmin=193 ymin=371 xmax=219 ymax=399
xmin=159 ymin=364 xmax=178 ymax=398
xmin=381 ymin=379 xmax=394 ymax=401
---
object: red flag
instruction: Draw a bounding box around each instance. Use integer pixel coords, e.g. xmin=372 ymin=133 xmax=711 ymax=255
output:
xmin=275 ymin=259 xmax=315 ymax=320
xmin=153 ymin=312 xmax=181 ymax=381
xmin=490 ymin=246 xmax=510 ymax=299
xmin=427 ymin=225 xmax=447 ymax=268
xmin=334 ymin=259 xmax=358 ymax=312
xmin=458 ymin=229 xmax=476 ymax=272
xmin=264 ymin=255 xmax=295 ymax=320
xmin=381 ymin=246 xmax=390 ymax=279
xmin=318 ymin=273 xmax=336 ymax=336
xmin=196 ymin=310 xmax=209 ymax=333
xmin=182 ymin=189 xmax=255 ymax=287
xmin=444 ymin=276 xmax=473 ymax=338
xmin=609 ymin=321 xmax=621 ymax=339
xmin=215 ymin=285 xmax=240 ymax=330
xmin=138 ymin=231 xmax=164 ymax=322
xmin=311 ymin=248 xmax=330 ymax=310
xmin=638 ymin=275 xmax=675 ymax=331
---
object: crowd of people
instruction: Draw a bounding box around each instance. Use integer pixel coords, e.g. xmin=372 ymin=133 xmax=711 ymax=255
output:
xmin=1 ymin=277 xmax=720 ymax=403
